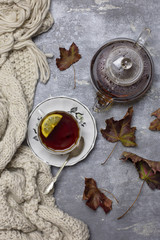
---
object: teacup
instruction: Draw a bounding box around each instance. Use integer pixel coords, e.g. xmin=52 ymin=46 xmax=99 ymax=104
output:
xmin=38 ymin=110 xmax=81 ymax=155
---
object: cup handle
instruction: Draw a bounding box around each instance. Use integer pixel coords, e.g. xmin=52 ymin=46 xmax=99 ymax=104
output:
xmin=135 ymin=28 xmax=151 ymax=47
xmin=93 ymin=92 xmax=113 ymax=112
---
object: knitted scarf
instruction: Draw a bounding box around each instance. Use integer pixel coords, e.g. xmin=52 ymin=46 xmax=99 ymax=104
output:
xmin=0 ymin=1 xmax=90 ymax=239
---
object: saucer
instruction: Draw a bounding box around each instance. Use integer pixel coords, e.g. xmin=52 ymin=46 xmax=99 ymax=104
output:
xmin=27 ymin=96 xmax=97 ymax=167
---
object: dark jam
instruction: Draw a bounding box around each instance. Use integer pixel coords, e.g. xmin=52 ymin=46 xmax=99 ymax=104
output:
xmin=39 ymin=111 xmax=79 ymax=151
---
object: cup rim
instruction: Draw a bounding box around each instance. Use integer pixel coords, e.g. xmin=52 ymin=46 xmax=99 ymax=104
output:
xmin=38 ymin=110 xmax=81 ymax=155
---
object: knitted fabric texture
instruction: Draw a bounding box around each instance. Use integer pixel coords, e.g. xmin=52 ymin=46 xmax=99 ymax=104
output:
xmin=0 ymin=1 xmax=90 ymax=239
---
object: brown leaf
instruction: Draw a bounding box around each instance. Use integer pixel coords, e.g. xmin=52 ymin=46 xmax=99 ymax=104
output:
xmin=121 ymin=152 xmax=160 ymax=190
xmin=101 ymin=107 xmax=136 ymax=147
xmin=149 ymin=119 xmax=160 ymax=131
xmin=149 ymin=108 xmax=160 ymax=131
xmin=83 ymin=178 xmax=112 ymax=214
xmin=151 ymin=108 xmax=160 ymax=120
xmin=56 ymin=42 xmax=81 ymax=71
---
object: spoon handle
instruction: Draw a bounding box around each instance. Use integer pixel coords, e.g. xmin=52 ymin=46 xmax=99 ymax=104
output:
xmin=44 ymin=157 xmax=70 ymax=194
xmin=54 ymin=157 xmax=70 ymax=182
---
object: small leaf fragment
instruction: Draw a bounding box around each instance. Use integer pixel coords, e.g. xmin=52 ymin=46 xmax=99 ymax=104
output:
xmin=121 ymin=151 xmax=160 ymax=190
xmin=149 ymin=108 xmax=160 ymax=131
xmin=101 ymin=107 xmax=136 ymax=147
xmin=151 ymin=108 xmax=160 ymax=120
xmin=149 ymin=119 xmax=160 ymax=131
xmin=56 ymin=42 xmax=81 ymax=71
xmin=83 ymin=178 xmax=112 ymax=214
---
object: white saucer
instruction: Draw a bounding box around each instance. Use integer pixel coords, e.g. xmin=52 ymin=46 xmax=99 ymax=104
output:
xmin=27 ymin=96 xmax=97 ymax=167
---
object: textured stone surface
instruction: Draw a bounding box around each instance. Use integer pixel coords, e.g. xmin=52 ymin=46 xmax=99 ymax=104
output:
xmin=34 ymin=1 xmax=160 ymax=239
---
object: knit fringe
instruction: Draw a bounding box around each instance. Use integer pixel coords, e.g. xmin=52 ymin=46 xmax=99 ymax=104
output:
xmin=0 ymin=0 xmax=52 ymax=83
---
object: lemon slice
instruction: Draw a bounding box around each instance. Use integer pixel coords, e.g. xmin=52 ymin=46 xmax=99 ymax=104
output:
xmin=41 ymin=114 xmax=63 ymax=138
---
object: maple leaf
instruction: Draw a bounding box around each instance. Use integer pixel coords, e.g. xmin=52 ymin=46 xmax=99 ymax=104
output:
xmin=118 ymin=151 xmax=160 ymax=219
xmin=101 ymin=107 xmax=136 ymax=147
xmin=149 ymin=108 xmax=160 ymax=131
xmin=83 ymin=178 xmax=112 ymax=214
xmin=56 ymin=42 xmax=81 ymax=71
xmin=121 ymin=151 xmax=160 ymax=190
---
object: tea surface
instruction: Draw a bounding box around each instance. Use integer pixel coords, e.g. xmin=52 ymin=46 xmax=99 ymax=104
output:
xmin=39 ymin=111 xmax=79 ymax=151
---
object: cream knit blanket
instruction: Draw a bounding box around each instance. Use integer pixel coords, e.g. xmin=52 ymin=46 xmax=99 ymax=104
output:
xmin=0 ymin=1 xmax=89 ymax=239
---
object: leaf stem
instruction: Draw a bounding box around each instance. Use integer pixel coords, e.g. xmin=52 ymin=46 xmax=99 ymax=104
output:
xmin=72 ymin=65 xmax=76 ymax=89
xmin=117 ymin=180 xmax=145 ymax=220
xmin=101 ymin=142 xmax=118 ymax=165
xmin=100 ymin=188 xmax=119 ymax=204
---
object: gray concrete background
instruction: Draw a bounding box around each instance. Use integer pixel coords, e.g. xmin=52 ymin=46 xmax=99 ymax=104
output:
xmin=34 ymin=1 xmax=160 ymax=239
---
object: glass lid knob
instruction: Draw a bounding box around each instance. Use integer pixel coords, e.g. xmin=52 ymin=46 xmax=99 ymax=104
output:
xmin=105 ymin=46 xmax=144 ymax=86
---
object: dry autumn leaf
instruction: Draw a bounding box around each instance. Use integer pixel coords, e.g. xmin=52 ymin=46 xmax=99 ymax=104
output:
xmin=56 ymin=42 xmax=81 ymax=71
xmin=100 ymin=107 xmax=136 ymax=164
xmin=118 ymin=151 xmax=160 ymax=219
xmin=101 ymin=107 xmax=136 ymax=147
xmin=121 ymin=151 xmax=160 ymax=190
xmin=149 ymin=108 xmax=160 ymax=131
xmin=83 ymin=178 xmax=112 ymax=214
xmin=56 ymin=42 xmax=81 ymax=88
